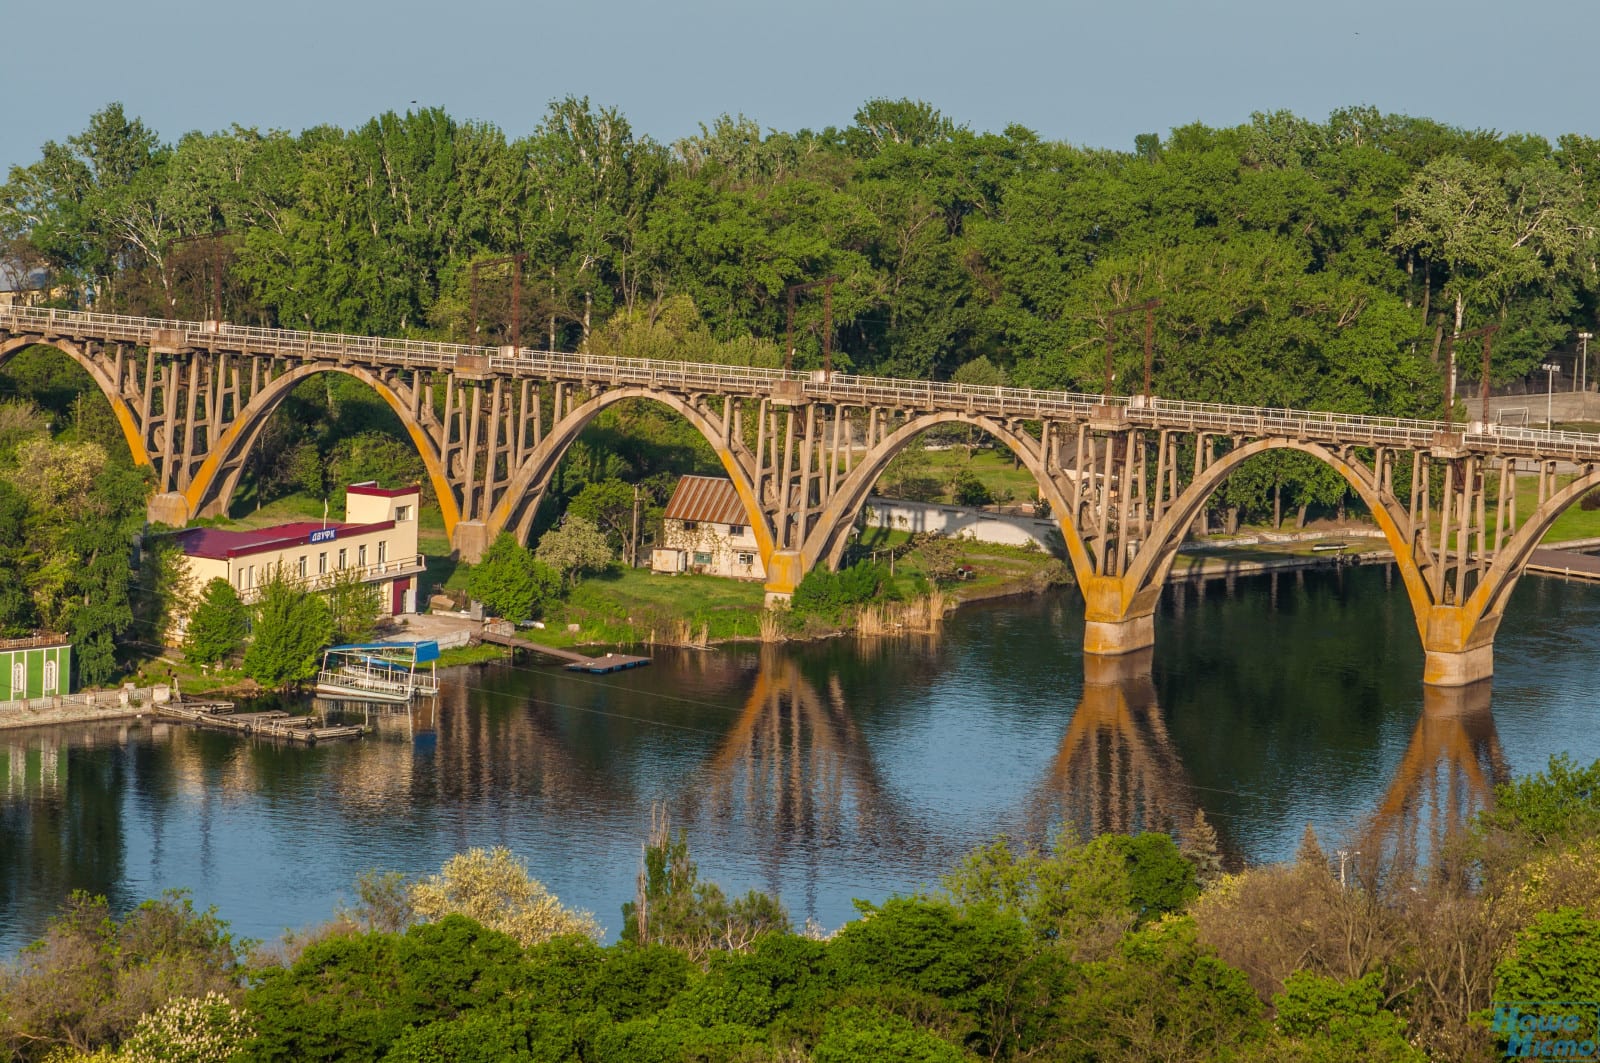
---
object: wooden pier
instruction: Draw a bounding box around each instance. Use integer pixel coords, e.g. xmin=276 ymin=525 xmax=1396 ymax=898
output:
xmin=479 ymin=627 xmax=651 ymax=673
xmin=157 ymin=700 xmax=366 ymax=744
xmin=1525 ymin=547 xmax=1600 ymax=584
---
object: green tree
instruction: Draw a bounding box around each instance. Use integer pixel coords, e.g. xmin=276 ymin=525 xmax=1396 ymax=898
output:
xmin=533 ymin=515 xmax=613 ymax=586
xmin=184 ymin=578 xmax=248 ymax=664
xmin=323 ymin=567 xmax=381 ymax=644
xmin=466 ymin=532 xmax=561 ymax=622
xmin=241 ymin=569 xmax=333 ymax=689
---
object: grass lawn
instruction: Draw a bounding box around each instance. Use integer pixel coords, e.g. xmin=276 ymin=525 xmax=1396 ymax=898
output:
xmin=911 ymin=447 xmax=1045 ymax=506
xmin=535 ymin=568 xmax=770 ymax=646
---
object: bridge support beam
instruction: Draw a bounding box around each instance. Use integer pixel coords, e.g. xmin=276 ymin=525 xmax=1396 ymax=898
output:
xmin=453 ymin=520 xmax=491 ymax=563
xmin=1079 ymin=575 xmax=1158 ymax=657
xmin=147 ymin=491 xmax=193 ymax=528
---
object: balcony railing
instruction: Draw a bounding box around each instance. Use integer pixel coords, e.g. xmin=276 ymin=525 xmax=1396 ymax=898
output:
xmin=236 ymin=555 xmax=425 ymax=604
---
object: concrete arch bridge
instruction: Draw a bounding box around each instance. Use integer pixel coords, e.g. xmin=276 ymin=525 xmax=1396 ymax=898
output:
xmin=7 ymin=304 xmax=1600 ymax=685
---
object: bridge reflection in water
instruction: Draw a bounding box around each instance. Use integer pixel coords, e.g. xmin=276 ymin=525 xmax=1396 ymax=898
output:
xmin=1358 ymin=680 xmax=1508 ymax=871
xmin=1030 ymin=648 xmax=1201 ymax=844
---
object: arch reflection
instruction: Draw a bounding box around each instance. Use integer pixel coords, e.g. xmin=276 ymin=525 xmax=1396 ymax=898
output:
xmin=695 ymin=647 xmax=911 ymax=856
xmin=1360 ymin=680 xmax=1507 ymax=868
xmin=1031 ymin=649 xmax=1202 ymax=841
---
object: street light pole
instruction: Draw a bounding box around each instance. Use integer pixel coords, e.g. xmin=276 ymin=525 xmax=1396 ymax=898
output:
xmin=784 ymin=277 xmax=839 ymax=375
xmin=1580 ymin=331 xmax=1592 ymax=395
xmin=1541 ymin=360 xmax=1561 ymax=429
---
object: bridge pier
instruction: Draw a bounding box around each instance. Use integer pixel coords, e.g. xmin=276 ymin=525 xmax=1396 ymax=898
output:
xmin=147 ymin=492 xmax=193 ymax=529
xmin=1420 ymin=607 xmax=1498 ymax=687
xmin=1422 ymin=645 xmax=1495 ymax=687
xmin=1083 ymin=614 xmax=1156 ymax=657
xmin=762 ymin=549 xmax=805 ymax=605
xmin=452 ymin=520 xmax=491 ymax=563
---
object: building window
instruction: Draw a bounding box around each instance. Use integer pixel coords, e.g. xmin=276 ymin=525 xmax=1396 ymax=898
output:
xmin=737 ymin=552 xmax=755 ymax=566
xmin=377 ymin=540 xmax=387 ymax=564
xmin=338 ymin=549 xmax=347 ymax=570
xmin=297 ymin=556 xmax=307 ymax=579
xmin=11 ymin=661 xmax=22 ymax=691
xmin=683 ymin=521 xmax=699 ymax=531
xmin=693 ymin=551 xmax=713 ymax=566
xmin=728 ymin=524 xmax=746 ymax=536
xmin=318 ymin=552 xmax=327 ymax=575
xmin=42 ymin=660 xmax=56 ymax=694
xmin=246 ymin=565 xmax=255 ymax=589
xmin=358 ymin=544 xmax=368 ymax=566
xmin=396 ymin=505 xmax=412 ymax=522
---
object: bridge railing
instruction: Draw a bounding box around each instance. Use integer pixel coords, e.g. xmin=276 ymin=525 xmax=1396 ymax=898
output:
xmin=11 ymin=304 xmax=1600 ymax=460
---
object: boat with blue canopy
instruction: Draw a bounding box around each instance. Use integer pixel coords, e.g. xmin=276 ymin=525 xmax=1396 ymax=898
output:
xmin=315 ymin=640 xmax=440 ymax=702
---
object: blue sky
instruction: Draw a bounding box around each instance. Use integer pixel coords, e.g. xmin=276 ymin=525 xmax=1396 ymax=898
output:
xmin=4 ymin=0 xmax=1595 ymax=175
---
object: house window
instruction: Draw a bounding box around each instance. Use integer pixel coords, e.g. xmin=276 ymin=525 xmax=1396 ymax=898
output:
xmin=737 ymin=552 xmax=755 ymax=566
xmin=693 ymin=551 xmax=713 ymax=566
xmin=338 ymin=548 xmax=347 ymax=570
xmin=297 ymin=556 xmax=307 ymax=579
xmin=11 ymin=661 xmax=23 ymax=691
xmin=396 ymin=505 xmax=412 ymax=522
xmin=42 ymin=660 xmax=56 ymax=694
xmin=318 ymin=552 xmax=327 ymax=575
xmin=728 ymin=524 xmax=746 ymax=536
xmin=358 ymin=544 xmax=368 ymax=566
xmin=246 ymin=565 xmax=255 ymax=589
xmin=377 ymin=540 xmax=387 ymax=564
xmin=683 ymin=521 xmax=699 ymax=531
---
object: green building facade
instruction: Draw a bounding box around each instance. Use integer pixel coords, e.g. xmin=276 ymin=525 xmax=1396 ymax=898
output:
xmin=0 ymin=638 xmax=71 ymax=700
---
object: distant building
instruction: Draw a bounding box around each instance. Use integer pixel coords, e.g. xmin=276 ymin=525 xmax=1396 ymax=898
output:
xmin=171 ymin=483 xmax=425 ymax=633
xmin=0 ymin=267 xmax=61 ymax=308
xmin=654 ymin=475 xmax=764 ymax=580
xmin=0 ymin=635 xmax=72 ymax=700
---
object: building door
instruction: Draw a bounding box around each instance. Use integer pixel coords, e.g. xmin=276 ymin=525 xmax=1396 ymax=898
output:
xmin=393 ymin=578 xmax=410 ymax=615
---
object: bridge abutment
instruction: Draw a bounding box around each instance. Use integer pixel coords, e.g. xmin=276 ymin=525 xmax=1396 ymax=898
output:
xmin=763 ymin=549 xmax=804 ymax=603
xmin=147 ymin=492 xmax=193 ymax=529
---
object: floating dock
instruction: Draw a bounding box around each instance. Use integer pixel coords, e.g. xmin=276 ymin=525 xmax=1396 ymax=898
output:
xmin=1525 ymin=547 xmax=1600 ymax=583
xmin=479 ymin=628 xmax=651 ymax=673
xmin=157 ymin=700 xmax=366 ymax=744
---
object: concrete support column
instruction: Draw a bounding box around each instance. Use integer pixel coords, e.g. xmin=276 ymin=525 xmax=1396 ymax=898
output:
xmin=147 ymin=491 xmax=193 ymax=528
xmin=1084 ymin=613 xmax=1156 ymax=657
xmin=1421 ymin=605 xmax=1497 ymax=686
xmin=763 ymin=549 xmax=805 ymax=601
xmin=453 ymin=520 xmax=490 ymax=563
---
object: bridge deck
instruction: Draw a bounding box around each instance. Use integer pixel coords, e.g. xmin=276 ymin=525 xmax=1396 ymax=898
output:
xmin=9 ymin=304 xmax=1600 ymax=463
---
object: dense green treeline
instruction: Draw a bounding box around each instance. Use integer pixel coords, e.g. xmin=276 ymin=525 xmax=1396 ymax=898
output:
xmin=7 ymin=98 xmax=1599 ymax=526
xmin=6 ymin=100 xmax=1597 ymax=401
xmin=7 ymin=756 xmax=1600 ymax=1062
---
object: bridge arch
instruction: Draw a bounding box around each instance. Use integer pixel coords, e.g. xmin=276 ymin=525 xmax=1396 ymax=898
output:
xmin=0 ymin=337 xmax=150 ymax=466
xmin=487 ymin=387 xmax=771 ymax=561
xmin=798 ymin=410 xmax=1093 ymax=582
xmin=1470 ymin=465 xmax=1600 ymax=622
xmin=182 ymin=363 xmax=458 ymax=532
xmin=1124 ymin=437 xmax=1432 ymax=643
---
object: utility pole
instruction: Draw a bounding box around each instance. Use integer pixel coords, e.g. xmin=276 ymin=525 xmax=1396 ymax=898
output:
xmin=470 ymin=254 xmax=526 ymax=348
xmin=1442 ymin=324 xmax=1498 ymax=425
xmin=1103 ymin=299 xmax=1161 ymax=398
xmin=167 ymin=230 xmax=233 ymax=323
xmin=1579 ymin=331 xmax=1592 ymax=395
xmin=784 ymin=276 xmax=839 ymax=375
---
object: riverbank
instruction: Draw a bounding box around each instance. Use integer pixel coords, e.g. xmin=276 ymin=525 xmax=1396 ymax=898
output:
xmin=0 ymin=685 xmax=165 ymax=732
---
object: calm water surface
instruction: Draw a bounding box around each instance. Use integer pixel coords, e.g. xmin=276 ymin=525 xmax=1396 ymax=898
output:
xmin=4 ymin=564 xmax=1598 ymax=953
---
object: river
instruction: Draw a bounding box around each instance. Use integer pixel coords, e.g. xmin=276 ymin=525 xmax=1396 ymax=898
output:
xmin=4 ymin=563 xmax=1598 ymax=954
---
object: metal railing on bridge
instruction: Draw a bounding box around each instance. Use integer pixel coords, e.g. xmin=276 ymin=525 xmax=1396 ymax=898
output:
xmin=9 ymin=304 xmax=1600 ymax=463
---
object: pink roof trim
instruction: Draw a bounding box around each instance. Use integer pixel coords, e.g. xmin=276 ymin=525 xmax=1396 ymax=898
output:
xmin=346 ymin=483 xmax=420 ymax=498
xmin=176 ymin=520 xmax=397 ymax=560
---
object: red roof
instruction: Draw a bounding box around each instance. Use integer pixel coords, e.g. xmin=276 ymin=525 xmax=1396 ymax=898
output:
xmin=663 ymin=476 xmax=751 ymax=526
xmin=346 ymin=482 xmax=419 ymax=499
xmin=175 ymin=520 xmax=395 ymax=560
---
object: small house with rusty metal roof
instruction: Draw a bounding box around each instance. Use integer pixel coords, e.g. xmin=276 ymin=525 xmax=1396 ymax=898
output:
xmin=654 ymin=475 xmax=764 ymax=580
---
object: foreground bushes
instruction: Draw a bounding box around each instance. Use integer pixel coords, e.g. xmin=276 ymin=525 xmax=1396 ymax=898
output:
xmin=9 ymin=756 xmax=1600 ymax=1062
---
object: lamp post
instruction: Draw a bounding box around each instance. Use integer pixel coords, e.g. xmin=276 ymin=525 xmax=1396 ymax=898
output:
xmin=166 ymin=230 xmax=234 ymax=323
xmin=1541 ymin=361 xmax=1561 ymax=429
xmin=1579 ymin=332 xmax=1592 ymax=394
